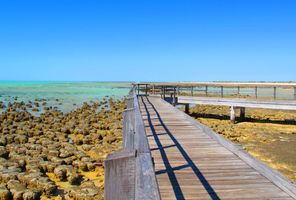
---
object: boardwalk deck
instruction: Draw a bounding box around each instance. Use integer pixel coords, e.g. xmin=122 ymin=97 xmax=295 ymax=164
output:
xmin=138 ymin=96 xmax=296 ymax=200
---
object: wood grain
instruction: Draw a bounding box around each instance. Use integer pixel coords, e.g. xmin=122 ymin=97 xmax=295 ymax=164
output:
xmin=139 ymin=96 xmax=296 ymax=200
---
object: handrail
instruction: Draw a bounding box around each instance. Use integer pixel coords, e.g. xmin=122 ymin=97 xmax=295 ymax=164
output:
xmin=135 ymin=82 xmax=296 ymax=100
xmin=104 ymin=86 xmax=161 ymax=200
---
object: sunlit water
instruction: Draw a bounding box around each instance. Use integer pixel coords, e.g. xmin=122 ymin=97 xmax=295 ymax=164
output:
xmin=0 ymin=81 xmax=131 ymax=114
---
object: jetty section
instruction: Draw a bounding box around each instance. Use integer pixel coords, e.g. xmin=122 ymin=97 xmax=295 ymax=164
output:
xmin=104 ymin=83 xmax=296 ymax=200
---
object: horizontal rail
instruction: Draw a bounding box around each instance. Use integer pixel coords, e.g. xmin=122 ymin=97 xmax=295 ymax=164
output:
xmin=178 ymin=96 xmax=296 ymax=110
xmin=138 ymin=81 xmax=296 ymax=88
xmin=135 ymin=82 xmax=296 ymax=100
xmin=104 ymin=86 xmax=161 ymax=200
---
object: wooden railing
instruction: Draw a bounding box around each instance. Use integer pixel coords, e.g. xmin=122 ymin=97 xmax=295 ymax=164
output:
xmin=104 ymin=86 xmax=161 ymax=200
xmin=136 ymin=82 xmax=296 ymax=100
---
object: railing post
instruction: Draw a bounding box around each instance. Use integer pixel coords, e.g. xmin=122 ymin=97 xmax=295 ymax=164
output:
xmin=185 ymin=104 xmax=190 ymax=114
xmin=294 ymin=87 xmax=296 ymax=100
xmin=145 ymin=84 xmax=148 ymax=96
xmin=172 ymin=87 xmax=176 ymax=106
xmin=191 ymin=86 xmax=194 ymax=96
xmin=205 ymin=86 xmax=208 ymax=96
xmin=230 ymin=106 xmax=236 ymax=122
xmin=221 ymin=86 xmax=224 ymax=98
xmin=237 ymin=86 xmax=240 ymax=97
xmin=255 ymin=87 xmax=258 ymax=99
xmin=273 ymin=87 xmax=277 ymax=100
xmin=240 ymin=107 xmax=245 ymax=119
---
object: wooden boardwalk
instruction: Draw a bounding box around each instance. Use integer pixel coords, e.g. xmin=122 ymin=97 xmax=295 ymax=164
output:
xmin=139 ymin=96 xmax=296 ymax=200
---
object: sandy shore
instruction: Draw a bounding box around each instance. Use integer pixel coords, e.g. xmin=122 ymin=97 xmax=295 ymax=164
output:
xmin=0 ymin=97 xmax=125 ymax=199
xmin=189 ymin=105 xmax=296 ymax=181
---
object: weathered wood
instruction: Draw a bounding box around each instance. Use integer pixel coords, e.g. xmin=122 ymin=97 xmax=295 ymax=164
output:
xmin=104 ymin=86 xmax=161 ymax=200
xmin=274 ymin=87 xmax=277 ymax=99
xmin=172 ymin=87 xmax=176 ymax=106
xmin=230 ymin=106 xmax=236 ymax=122
xmin=255 ymin=86 xmax=258 ymax=99
xmin=138 ymin=81 xmax=296 ymax=89
xmin=123 ymin=109 xmax=135 ymax=150
xmin=133 ymin=93 xmax=150 ymax=153
xmin=178 ymin=96 xmax=296 ymax=111
xmin=221 ymin=86 xmax=224 ymax=97
xmin=135 ymin=153 xmax=161 ymax=200
xmin=137 ymin=82 xmax=296 ymax=100
xmin=142 ymin=97 xmax=296 ymax=199
xmin=104 ymin=150 xmax=137 ymax=200
xmin=205 ymin=86 xmax=208 ymax=96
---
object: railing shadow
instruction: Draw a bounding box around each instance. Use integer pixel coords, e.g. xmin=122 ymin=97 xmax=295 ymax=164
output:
xmin=140 ymin=96 xmax=221 ymax=200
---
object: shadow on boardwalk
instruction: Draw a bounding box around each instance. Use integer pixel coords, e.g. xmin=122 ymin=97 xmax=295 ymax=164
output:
xmin=140 ymin=96 xmax=221 ymax=200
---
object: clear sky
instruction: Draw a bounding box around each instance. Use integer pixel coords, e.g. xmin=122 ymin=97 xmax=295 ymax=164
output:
xmin=0 ymin=0 xmax=295 ymax=82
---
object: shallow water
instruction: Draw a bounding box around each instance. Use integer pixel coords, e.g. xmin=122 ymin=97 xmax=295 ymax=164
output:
xmin=0 ymin=81 xmax=130 ymax=113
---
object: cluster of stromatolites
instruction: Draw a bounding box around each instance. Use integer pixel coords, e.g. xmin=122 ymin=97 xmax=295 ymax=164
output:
xmin=0 ymin=97 xmax=125 ymax=200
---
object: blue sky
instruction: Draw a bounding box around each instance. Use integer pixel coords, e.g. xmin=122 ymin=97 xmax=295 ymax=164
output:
xmin=0 ymin=0 xmax=295 ymax=82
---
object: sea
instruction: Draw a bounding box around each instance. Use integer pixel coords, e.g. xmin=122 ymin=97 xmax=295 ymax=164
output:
xmin=0 ymin=81 xmax=294 ymax=114
xmin=0 ymin=81 xmax=131 ymax=114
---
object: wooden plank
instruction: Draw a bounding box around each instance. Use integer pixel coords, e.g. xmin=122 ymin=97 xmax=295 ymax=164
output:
xmin=139 ymin=96 xmax=296 ymax=199
xmin=178 ymin=96 xmax=296 ymax=110
xmin=123 ymin=109 xmax=135 ymax=150
xmin=104 ymin=150 xmax=136 ymax=200
xmin=230 ymin=106 xmax=236 ymax=122
xmin=133 ymin=92 xmax=150 ymax=153
xmin=135 ymin=153 xmax=161 ymax=200
xmin=105 ymin=87 xmax=161 ymax=200
xmin=137 ymin=81 xmax=296 ymax=89
xmin=157 ymin=97 xmax=296 ymax=199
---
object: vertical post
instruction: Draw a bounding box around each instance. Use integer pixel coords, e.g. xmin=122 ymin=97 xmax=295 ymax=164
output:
xmin=185 ymin=104 xmax=190 ymax=114
xmin=172 ymin=87 xmax=176 ymax=106
xmin=240 ymin=107 xmax=245 ymax=120
xmin=237 ymin=86 xmax=240 ymax=97
xmin=145 ymin=84 xmax=148 ymax=96
xmin=273 ymin=87 xmax=276 ymax=100
xmin=137 ymin=84 xmax=140 ymax=95
xmin=221 ymin=86 xmax=224 ymax=98
xmin=230 ymin=106 xmax=236 ymax=122
xmin=164 ymin=86 xmax=166 ymax=98
xmin=205 ymin=86 xmax=208 ymax=96
xmin=191 ymin=86 xmax=194 ymax=96
xmin=294 ymin=87 xmax=296 ymax=100
xmin=153 ymin=85 xmax=155 ymax=95
xmin=255 ymin=86 xmax=258 ymax=99
xmin=177 ymin=87 xmax=180 ymax=95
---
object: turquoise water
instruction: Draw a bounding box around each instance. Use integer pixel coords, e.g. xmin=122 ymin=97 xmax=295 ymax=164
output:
xmin=0 ymin=81 xmax=131 ymax=113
